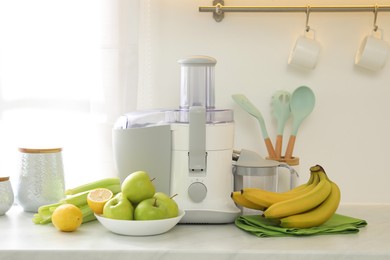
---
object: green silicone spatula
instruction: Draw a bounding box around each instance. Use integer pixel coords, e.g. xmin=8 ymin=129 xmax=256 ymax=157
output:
xmin=232 ymin=94 xmax=276 ymax=159
xmin=284 ymin=86 xmax=315 ymax=159
xmin=271 ymin=90 xmax=291 ymax=159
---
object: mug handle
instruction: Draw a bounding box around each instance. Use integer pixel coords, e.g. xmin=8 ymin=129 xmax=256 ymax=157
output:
xmin=277 ymin=163 xmax=299 ymax=190
xmin=304 ymin=28 xmax=316 ymax=40
xmin=372 ymin=28 xmax=383 ymax=39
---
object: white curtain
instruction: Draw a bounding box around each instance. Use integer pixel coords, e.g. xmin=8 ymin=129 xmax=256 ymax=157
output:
xmin=0 ymin=0 xmax=140 ymax=188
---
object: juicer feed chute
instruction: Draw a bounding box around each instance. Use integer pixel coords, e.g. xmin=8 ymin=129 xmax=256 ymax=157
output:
xmin=178 ymin=56 xmax=216 ymax=110
xmin=112 ymin=56 xmax=240 ymax=223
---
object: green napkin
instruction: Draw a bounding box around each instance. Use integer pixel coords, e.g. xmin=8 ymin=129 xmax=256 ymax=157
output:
xmin=235 ymin=213 xmax=367 ymax=237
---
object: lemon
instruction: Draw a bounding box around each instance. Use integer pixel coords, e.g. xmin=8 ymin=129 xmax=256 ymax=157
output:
xmin=51 ymin=204 xmax=83 ymax=232
xmin=87 ymin=188 xmax=113 ymax=214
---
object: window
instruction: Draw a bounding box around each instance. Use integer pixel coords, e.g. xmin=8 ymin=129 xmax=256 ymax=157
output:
xmin=0 ymin=0 xmax=113 ymax=189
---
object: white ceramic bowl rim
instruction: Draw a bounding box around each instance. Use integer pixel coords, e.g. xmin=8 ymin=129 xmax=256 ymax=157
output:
xmin=95 ymin=209 xmax=185 ymax=236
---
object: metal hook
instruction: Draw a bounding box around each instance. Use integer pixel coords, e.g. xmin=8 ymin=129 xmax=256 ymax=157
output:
xmin=305 ymin=5 xmax=311 ymax=32
xmin=215 ymin=3 xmax=223 ymax=15
xmin=373 ymin=4 xmax=379 ymax=32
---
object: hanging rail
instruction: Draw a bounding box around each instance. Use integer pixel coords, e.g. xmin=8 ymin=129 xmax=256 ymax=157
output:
xmin=199 ymin=1 xmax=390 ymax=22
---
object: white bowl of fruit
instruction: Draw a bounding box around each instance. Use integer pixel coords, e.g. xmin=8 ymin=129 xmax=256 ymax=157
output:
xmin=95 ymin=209 xmax=185 ymax=236
xmin=92 ymin=171 xmax=185 ymax=236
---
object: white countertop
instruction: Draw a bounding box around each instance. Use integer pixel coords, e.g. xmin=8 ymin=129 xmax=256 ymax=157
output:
xmin=1 ymin=204 xmax=389 ymax=260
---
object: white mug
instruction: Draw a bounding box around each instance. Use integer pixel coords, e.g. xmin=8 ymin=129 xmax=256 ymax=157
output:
xmin=288 ymin=30 xmax=321 ymax=70
xmin=355 ymin=29 xmax=389 ymax=71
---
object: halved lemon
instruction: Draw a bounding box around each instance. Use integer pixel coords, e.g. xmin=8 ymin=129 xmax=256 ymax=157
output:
xmin=87 ymin=188 xmax=113 ymax=214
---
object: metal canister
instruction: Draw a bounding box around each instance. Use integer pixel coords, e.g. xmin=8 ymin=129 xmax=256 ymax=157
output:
xmin=16 ymin=148 xmax=65 ymax=212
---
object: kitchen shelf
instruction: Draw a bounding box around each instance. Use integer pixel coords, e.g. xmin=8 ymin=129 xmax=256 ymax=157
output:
xmin=199 ymin=0 xmax=390 ymax=22
xmin=1 ymin=204 xmax=390 ymax=260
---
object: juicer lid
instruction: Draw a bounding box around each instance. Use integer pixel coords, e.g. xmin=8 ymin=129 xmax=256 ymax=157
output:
xmin=178 ymin=55 xmax=216 ymax=66
xmin=113 ymin=109 xmax=234 ymax=129
xmin=234 ymin=149 xmax=280 ymax=168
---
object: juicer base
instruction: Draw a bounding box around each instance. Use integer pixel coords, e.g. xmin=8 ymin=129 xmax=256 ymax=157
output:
xmin=179 ymin=208 xmax=241 ymax=224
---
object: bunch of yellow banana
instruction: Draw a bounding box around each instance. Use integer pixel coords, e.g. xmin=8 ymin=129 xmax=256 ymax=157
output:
xmin=231 ymin=165 xmax=341 ymax=228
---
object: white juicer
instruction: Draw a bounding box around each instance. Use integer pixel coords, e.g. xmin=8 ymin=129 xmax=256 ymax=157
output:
xmin=112 ymin=56 xmax=240 ymax=223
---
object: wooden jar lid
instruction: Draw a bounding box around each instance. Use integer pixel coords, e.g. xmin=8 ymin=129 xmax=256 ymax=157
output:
xmin=18 ymin=148 xmax=62 ymax=154
xmin=0 ymin=176 xmax=10 ymax=182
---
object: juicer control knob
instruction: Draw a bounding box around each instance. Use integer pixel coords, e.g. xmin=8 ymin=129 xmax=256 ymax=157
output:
xmin=188 ymin=182 xmax=207 ymax=203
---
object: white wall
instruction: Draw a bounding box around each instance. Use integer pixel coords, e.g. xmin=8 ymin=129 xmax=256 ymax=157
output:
xmin=137 ymin=0 xmax=390 ymax=204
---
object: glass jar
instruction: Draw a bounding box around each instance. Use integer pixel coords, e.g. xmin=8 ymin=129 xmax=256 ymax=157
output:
xmin=16 ymin=148 xmax=65 ymax=212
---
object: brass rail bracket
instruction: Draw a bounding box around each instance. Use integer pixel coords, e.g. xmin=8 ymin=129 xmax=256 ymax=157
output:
xmin=212 ymin=0 xmax=224 ymax=22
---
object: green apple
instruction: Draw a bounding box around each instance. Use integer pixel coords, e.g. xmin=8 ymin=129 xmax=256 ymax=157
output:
xmin=121 ymin=171 xmax=156 ymax=204
xmin=153 ymin=192 xmax=179 ymax=218
xmin=134 ymin=198 xmax=168 ymax=220
xmin=103 ymin=192 xmax=134 ymax=220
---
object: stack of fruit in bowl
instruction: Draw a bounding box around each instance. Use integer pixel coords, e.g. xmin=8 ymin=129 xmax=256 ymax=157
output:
xmin=91 ymin=171 xmax=185 ymax=236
